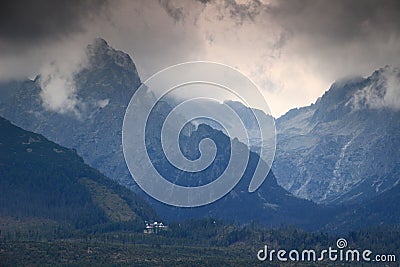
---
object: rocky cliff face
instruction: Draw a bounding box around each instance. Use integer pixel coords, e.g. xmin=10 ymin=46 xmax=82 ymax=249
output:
xmin=273 ymin=66 xmax=400 ymax=204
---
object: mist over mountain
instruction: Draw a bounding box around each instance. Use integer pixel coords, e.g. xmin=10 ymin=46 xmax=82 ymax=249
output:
xmin=273 ymin=66 xmax=400 ymax=204
xmin=0 ymin=38 xmax=324 ymax=227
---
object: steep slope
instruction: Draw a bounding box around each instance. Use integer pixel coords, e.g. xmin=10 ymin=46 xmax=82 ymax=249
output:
xmin=0 ymin=38 xmax=140 ymax=188
xmin=273 ymin=66 xmax=400 ymax=204
xmin=0 ymin=116 xmax=157 ymax=230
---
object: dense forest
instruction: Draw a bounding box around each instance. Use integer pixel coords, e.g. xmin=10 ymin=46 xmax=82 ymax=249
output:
xmin=1 ymin=218 xmax=399 ymax=266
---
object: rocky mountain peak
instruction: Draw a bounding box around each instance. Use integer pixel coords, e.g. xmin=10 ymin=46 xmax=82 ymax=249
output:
xmin=86 ymin=38 xmax=136 ymax=71
xmin=311 ymin=76 xmax=366 ymax=123
xmin=346 ymin=65 xmax=400 ymax=112
xmin=75 ymin=37 xmax=141 ymax=102
xmin=91 ymin=37 xmax=109 ymax=49
xmin=310 ymin=66 xmax=400 ymax=123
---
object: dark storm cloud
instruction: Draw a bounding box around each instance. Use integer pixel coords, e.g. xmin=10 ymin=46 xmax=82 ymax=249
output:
xmin=196 ymin=0 xmax=212 ymax=4
xmin=268 ymin=0 xmax=400 ymax=43
xmin=222 ymin=0 xmax=265 ymax=25
xmin=0 ymin=0 xmax=108 ymax=52
xmin=161 ymin=0 xmax=400 ymax=46
xmin=159 ymin=0 xmax=185 ymax=22
xmin=272 ymin=30 xmax=292 ymax=51
xmin=158 ymin=0 xmax=266 ymax=25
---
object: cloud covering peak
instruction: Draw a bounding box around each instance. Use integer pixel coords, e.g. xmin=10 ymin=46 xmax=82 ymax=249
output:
xmin=349 ymin=66 xmax=400 ymax=111
xmin=1 ymin=0 xmax=400 ymax=116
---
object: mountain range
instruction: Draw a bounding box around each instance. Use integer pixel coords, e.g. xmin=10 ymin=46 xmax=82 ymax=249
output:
xmin=0 ymin=38 xmax=325 ymax=228
xmin=183 ymin=71 xmax=400 ymax=207
xmin=0 ymin=38 xmax=399 ymax=231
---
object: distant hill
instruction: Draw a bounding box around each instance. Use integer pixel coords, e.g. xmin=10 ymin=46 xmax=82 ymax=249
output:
xmin=0 ymin=116 xmax=157 ymax=231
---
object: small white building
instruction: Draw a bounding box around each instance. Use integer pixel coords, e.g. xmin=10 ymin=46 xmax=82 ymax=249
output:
xmin=144 ymin=221 xmax=168 ymax=234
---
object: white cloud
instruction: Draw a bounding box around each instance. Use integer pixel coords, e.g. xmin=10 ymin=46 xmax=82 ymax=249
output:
xmin=383 ymin=69 xmax=400 ymax=110
xmin=97 ymin=99 xmax=110 ymax=108
xmin=39 ymin=69 xmax=80 ymax=114
xmin=38 ymin=37 xmax=90 ymax=116
xmin=350 ymin=67 xmax=400 ymax=110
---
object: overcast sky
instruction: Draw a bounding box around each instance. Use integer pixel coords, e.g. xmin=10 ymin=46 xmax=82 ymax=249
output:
xmin=1 ymin=0 xmax=400 ymax=117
